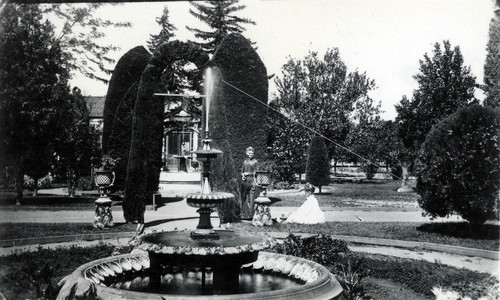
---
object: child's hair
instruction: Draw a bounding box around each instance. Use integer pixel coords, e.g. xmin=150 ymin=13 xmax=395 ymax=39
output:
xmin=246 ymin=146 xmax=255 ymax=152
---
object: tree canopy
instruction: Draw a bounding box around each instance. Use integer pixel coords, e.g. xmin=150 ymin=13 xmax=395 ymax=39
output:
xmin=395 ymin=41 xmax=477 ymax=155
xmin=187 ymin=0 xmax=255 ymax=54
xmin=483 ymin=8 xmax=500 ymax=108
xmin=44 ymin=4 xmax=131 ymax=83
xmin=274 ymin=48 xmax=376 ymax=165
xmin=0 ymin=4 xmax=73 ymax=200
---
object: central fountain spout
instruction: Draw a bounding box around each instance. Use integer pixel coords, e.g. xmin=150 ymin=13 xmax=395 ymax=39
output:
xmin=178 ymin=67 xmax=231 ymax=240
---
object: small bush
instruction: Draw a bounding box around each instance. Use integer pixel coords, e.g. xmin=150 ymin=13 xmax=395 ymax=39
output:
xmin=417 ymin=105 xmax=500 ymax=224
xmin=76 ymin=176 xmax=94 ymax=191
xmin=273 ymin=233 xmax=349 ymax=267
xmin=273 ymin=181 xmax=295 ymax=190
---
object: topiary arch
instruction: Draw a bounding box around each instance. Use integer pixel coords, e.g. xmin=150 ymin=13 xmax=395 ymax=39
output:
xmin=123 ymin=41 xmax=209 ymax=223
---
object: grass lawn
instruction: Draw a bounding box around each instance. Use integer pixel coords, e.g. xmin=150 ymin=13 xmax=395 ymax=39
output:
xmin=232 ymin=221 xmax=500 ymax=251
xmin=360 ymin=253 xmax=495 ymax=299
xmin=0 ymin=243 xmax=132 ymax=300
xmin=0 ymin=223 xmax=136 ymax=241
xmin=270 ymin=181 xmax=419 ymax=207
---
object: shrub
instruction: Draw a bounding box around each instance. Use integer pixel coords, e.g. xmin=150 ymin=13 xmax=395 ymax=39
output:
xmin=209 ymin=33 xmax=269 ymax=221
xmin=76 ymin=176 xmax=93 ymax=191
xmin=306 ymin=136 xmax=330 ymax=192
xmin=124 ymin=41 xmax=208 ymax=223
xmin=417 ymin=105 xmax=500 ymax=225
xmin=102 ymin=46 xmax=151 ymax=153
xmin=273 ymin=233 xmax=349 ymax=267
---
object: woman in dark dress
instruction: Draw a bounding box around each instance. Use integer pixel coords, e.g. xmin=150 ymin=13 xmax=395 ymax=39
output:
xmin=240 ymin=147 xmax=258 ymax=219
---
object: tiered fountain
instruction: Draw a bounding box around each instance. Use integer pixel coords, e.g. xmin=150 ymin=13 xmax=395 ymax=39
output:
xmin=57 ymin=67 xmax=342 ymax=300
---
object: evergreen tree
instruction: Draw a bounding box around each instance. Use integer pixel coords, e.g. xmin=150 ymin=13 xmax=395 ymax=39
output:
xmin=483 ymin=7 xmax=500 ymax=108
xmin=395 ymin=41 xmax=477 ymax=155
xmin=147 ymin=6 xmax=177 ymax=53
xmin=0 ymin=4 xmax=72 ymax=202
xmin=306 ymin=136 xmax=330 ymax=193
xmin=108 ymin=82 xmax=139 ymax=191
xmin=124 ymin=41 xmax=208 ymax=223
xmin=187 ymin=0 xmax=255 ymax=54
xmin=209 ymin=33 xmax=268 ymax=222
xmin=102 ymin=46 xmax=151 ymax=154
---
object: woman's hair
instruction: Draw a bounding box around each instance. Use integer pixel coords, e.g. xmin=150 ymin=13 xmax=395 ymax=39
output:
xmin=246 ymin=146 xmax=255 ymax=152
xmin=304 ymin=183 xmax=315 ymax=193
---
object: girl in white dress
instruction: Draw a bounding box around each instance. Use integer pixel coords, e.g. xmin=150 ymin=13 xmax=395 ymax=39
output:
xmin=285 ymin=183 xmax=325 ymax=224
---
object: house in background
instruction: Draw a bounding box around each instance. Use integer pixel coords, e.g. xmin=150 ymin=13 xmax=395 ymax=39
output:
xmin=84 ymin=95 xmax=201 ymax=172
xmin=85 ymin=96 xmax=105 ymax=130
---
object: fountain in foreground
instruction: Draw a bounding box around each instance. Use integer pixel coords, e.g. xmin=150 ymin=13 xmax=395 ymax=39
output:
xmin=57 ymin=67 xmax=342 ymax=300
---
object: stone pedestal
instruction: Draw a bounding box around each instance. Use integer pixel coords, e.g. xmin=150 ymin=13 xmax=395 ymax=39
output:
xmin=252 ymin=196 xmax=272 ymax=226
xmin=397 ymin=164 xmax=414 ymax=193
xmin=93 ymin=197 xmax=114 ymax=228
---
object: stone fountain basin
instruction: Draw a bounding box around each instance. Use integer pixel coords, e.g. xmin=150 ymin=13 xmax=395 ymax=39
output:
xmin=57 ymin=250 xmax=342 ymax=300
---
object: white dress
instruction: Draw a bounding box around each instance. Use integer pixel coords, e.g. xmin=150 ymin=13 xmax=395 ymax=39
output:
xmin=284 ymin=194 xmax=325 ymax=224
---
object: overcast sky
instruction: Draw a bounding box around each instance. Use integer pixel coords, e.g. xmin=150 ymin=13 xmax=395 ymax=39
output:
xmin=71 ymin=0 xmax=495 ymax=120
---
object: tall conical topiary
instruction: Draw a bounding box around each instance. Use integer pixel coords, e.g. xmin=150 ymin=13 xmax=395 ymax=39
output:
xmin=306 ymin=136 xmax=330 ymax=193
xmin=208 ymin=33 xmax=268 ymax=222
xmin=102 ymin=46 xmax=151 ymax=154
xmin=124 ymin=41 xmax=208 ymax=223
xmin=107 ymin=81 xmax=139 ymax=191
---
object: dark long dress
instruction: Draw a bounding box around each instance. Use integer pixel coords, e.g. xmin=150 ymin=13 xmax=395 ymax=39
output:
xmin=240 ymin=158 xmax=258 ymax=219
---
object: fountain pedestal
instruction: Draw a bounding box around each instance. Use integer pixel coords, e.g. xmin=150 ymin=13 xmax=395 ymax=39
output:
xmin=140 ymin=230 xmax=268 ymax=293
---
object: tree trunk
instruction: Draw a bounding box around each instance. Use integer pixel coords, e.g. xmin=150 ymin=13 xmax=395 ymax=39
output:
xmin=33 ymin=176 xmax=38 ymax=196
xmin=15 ymin=155 xmax=23 ymax=205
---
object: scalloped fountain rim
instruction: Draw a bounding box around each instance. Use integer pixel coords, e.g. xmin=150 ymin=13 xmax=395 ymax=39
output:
xmin=74 ymin=251 xmax=342 ymax=299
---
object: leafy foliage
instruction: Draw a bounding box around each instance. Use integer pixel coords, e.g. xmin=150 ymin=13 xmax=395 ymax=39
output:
xmin=0 ymin=4 xmax=72 ymax=202
xmin=336 ymin=253 xmax=371 ymax=300
xmin=187 ymin=0 xmax=255 ymax=54
xmin=396 ymin=41 xmax=477 ymax=156
xmin=0 ymin=244 xmax=131 ymax=300
xmin=305 ymin=136 xmax=330 ymax=190
xmin=483 ymin=8 xmax=500 ymax=108
xmin=417 ymin=105 xmax=500 ymax=224
xmin=273 ymin=49 xmax=376 ymax=166
xmin=268 ymin=100 xmax=309 ymax=183
xmin=273 ymin=233 xmax=350 ymax=267
xmin=208 ymin=33 xmax=268 ymax=222
xmin=45 ymin=3 xmax=131 ymax=83
xmin=52 ymin=88 xmax=101 ymax=195
xmin=344 ymin=97 xmax=384 ymax=179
